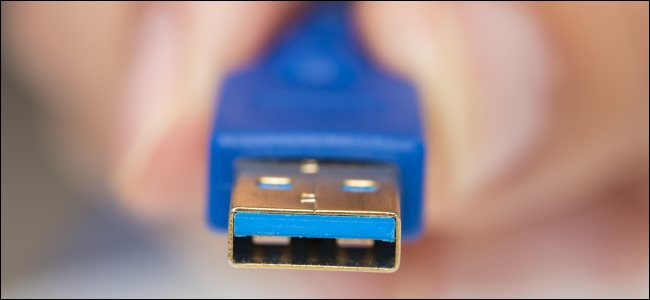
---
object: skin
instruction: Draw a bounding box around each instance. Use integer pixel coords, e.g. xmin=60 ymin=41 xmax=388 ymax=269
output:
xmin=2 ymin=1 xmax=648 ymax=297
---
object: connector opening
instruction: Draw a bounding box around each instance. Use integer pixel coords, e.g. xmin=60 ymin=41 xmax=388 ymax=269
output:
xmin=232 ymin=236 xmax=396 ymax=270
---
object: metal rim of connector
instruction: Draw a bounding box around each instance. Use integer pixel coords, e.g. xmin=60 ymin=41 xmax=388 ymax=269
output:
xmin=227 ymin=207 xmax=401 ymax=273
xmin=228 ymin=160 xmax=401 ymax=272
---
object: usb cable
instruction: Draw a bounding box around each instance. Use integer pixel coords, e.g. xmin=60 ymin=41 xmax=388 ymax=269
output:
xmin=208 ymin=2 xmax=425 ymax=272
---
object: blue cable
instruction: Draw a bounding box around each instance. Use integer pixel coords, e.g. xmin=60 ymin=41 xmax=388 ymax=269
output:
xmin=208 ymin=2 xmax=425 ymax=240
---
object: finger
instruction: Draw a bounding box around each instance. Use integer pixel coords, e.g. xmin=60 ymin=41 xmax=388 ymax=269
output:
xmin=2 ymin=2 xmax=136 ymax=186
xmin=355 ymin=2 xmax=648 ymax=234
xmin=111 ymin=2 xmax=299 ymax=221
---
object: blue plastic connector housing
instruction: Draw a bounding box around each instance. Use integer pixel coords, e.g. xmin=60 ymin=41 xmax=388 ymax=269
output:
xmin=208 ymin=3 xmax=425 ymax=240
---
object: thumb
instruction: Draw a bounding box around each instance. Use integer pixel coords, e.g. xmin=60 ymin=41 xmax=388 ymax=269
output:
xmin=111 ymin=2 xmax=298 ymax=221
xmin=356 ymin=2 xmax=554 ymax=230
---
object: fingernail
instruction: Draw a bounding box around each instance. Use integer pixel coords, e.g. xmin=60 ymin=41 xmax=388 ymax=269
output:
xmin=413 ymin=3 xmax=554 ymax=198
xmin=112 ymin=4 xmax=179 ymax=204
xmin=457 ymin=2 xmax=554 ymax=194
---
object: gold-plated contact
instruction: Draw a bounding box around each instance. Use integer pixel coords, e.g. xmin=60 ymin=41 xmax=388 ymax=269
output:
xmin=336 ymin=238 xmax=375 ymax=248
xmin=252 ymin=236 xmax=291 ymax=246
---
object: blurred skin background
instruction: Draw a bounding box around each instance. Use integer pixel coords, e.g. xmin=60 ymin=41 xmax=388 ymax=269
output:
xmin=1 ymin=1 xmax=648 ymax=298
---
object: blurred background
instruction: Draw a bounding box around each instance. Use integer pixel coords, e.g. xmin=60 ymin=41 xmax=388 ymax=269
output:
xmin=1 ymin=1 xmax=648 ymax=298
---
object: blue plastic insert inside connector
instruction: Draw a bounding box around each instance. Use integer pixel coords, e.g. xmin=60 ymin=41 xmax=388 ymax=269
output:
xmin=233 ymin=212 xmax=396 ymax=242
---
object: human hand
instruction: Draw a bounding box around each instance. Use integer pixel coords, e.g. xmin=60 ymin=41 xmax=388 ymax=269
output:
xmin=3 ymin=2 xmax=647 ymax=297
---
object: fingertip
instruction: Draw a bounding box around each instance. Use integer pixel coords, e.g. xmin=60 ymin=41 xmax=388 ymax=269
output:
xmin=111 ymin=2 xmax=298 ymax=222
xmin=355 ymin=3 xmax=555 ymax=233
